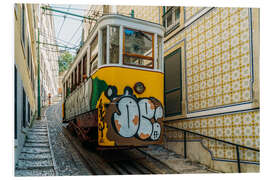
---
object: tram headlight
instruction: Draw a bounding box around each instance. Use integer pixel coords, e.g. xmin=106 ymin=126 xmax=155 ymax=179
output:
xmin=134 ymin=82 xmax=145 ymax=94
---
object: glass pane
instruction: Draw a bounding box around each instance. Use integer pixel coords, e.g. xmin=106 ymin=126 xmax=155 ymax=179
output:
xmin=175 ymin=7 xmax=180 ymax=21
xmin=167 ymin=13 xmax=173 ymax=27
xmin=109 ymin=26 xmax=119 ymax=64
xmin=102 ymin=27 xmax=107 ymax=65
xmin=91 ymin=57 xmax=98 ymax=73
xmin=157 ymin=35 xmax=162 ymax=70
xmin=90 ymin=35 xmax=98 ymax=59
xmin=165 ymin=90 xmax=181 ymax=115
xmin=165 ymin=50 xmax=181 ymax=91
xmin=123 ymin=55 xmax=153 ymax=68
xmin=124 ymin=28 xmax=153 ymax=57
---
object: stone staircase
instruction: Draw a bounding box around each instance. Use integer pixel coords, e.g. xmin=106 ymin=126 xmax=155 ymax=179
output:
xmin=15 ymin=117 xmax=57 ymax=176
xmin=139 ymin=145 xmax=220 ymax=174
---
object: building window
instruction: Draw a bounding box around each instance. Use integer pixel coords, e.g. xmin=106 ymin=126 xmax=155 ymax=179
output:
xmin=27 ymin=40 xmax=30 ymax=68
xmin=22 ymin=88 xmax=26 ymax=128
xmin=123 ymin=28 xmax=154 ymax=68
xmin=162 ymin=7 xmax=180 ymax=32
xmin=164 ymin=48 xmax=182 ymax=116
xmin=21 ymin=4 xmax=25 ymax=47
xmin=14 ymin=66 xmax=17 ymax=139
xmin=28 ymin=102 xmax=30 ymax=123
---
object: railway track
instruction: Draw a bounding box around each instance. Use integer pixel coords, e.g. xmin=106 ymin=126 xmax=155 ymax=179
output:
xmin=63 ymin=126 xmax=179 ymax=175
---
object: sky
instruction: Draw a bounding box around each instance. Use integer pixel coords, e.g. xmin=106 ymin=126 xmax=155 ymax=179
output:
xmin=50 ymin=4 xmax=90 ymax=55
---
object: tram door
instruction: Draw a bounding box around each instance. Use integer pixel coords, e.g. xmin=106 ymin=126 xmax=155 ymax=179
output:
xmin=164 ymin=48 xmax=182 ymax=116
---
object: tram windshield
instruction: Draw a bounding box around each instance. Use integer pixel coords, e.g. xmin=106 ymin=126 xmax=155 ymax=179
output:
xmin=123 ymin=28 xmax=154 ymax=68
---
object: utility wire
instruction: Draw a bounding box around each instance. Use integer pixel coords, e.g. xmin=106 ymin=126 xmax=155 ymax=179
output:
xmin=56 ymin=5 xmax=71 ymax=38
xmin=45 ymin=13 xmax=84 ymax=22
xmin=39 ymin=31 xmax=78 ymax=48
xmin=68 ymin=20 xmax=83 ymax=45
xmin=50 ymin=6 xmax=89 ymax=12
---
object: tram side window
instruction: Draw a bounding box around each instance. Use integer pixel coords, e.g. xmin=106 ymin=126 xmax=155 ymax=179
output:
xmin=91 ymin=56 xmax=98 ymax=73
xmin=101 ymin=27 xmax=107 ymax=65
xmin=90 ymin=35 xmax=98 ymax=75
xmin=157 ymin=35 xmax=162 ymax=70
xmin=83 ymin=54 xmax=87 ymax=80
xmin=109 ymin=26 xmax=119 ymax=64
xmin=123 ymin=28 xmax=154 ymax=68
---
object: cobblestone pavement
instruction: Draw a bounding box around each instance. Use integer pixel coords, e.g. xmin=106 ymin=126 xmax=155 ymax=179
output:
xmin=15 ymin=114 xmax=56 ymax=176
xmin=46 ymin=103 xmax=92 ymax=176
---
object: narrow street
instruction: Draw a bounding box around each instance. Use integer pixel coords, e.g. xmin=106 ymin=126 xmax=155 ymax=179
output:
xmin=16 ymin=102 xmax=217 ymax=176
xmin=46 ymin=104 xmax=91 ymax=175
xmin=14 ymin=4 xmax=260 ymax=176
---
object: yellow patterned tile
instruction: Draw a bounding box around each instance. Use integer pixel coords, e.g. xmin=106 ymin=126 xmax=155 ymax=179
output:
xmin=232 ymin=81 xmax=241 ymax=91
xmin=231 ymin=70 xmax=241 ymax=81
xmin=241 ymin=66 xmax=251 ymax=77
xmin=242 ymin=78 xmax=251 ymax=89
xmin=240 ymin=8 xmax=249 ymax=19
xmin=216 ymin=127 xmax=223 ymax=137
xmin=215 ymin=96 xmax=223 ymax=105
xmin=232 ymin=92 xmax=241 ymax=103
xmin=223 ymin=94 xmax=232 ymax=104
xmin=208 ymin=97 xmax=215 ymax=107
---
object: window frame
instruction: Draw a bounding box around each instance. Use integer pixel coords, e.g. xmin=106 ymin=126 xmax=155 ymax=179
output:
xmin=20 ymin=4 xmax=26 ymax=56
xmin=162 ymin=7 xmax=181 ymax=33
xmin=164 ymin=48 xmax=182 ymax=116
xmin=122 ymin=27 xmax=155 ymax=69
xmin=109 ymin=25 xmax=120 ymax=64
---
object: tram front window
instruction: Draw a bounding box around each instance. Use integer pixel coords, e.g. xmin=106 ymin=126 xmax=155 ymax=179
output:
xmin=123 ymin=28 xmax=154 ymax=68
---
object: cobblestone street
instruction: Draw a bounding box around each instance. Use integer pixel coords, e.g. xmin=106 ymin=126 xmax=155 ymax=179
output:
xmin=46 ymin=104 xmax=91 ymax=176
xmin=15 ymin=103 xmax=218 ymax=176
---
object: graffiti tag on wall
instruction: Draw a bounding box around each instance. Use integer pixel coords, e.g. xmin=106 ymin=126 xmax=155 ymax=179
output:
xmin=105 ymin=86 xmax=163 ymax=141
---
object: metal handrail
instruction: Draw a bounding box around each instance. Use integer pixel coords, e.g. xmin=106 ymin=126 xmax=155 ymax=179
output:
xmin=164 ymin=125 xmax=260 ymax=173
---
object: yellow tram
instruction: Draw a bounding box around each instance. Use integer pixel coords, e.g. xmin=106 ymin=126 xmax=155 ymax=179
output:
xmin=62 ymin=14 xmax=165 ymax=148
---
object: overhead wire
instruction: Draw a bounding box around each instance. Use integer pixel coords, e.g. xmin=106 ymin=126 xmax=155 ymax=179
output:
xmin=68 ymin=20 xmax=83 ymax=45
xmin=39 ymin=31 xmax=78 ymax=48
xmin=45 ymin=13 xmax=84 ymax=22
xmin=50 ymin=6 xmax=89 ymax=12
xmin=56 ymin=5 xmax=71 ymax=38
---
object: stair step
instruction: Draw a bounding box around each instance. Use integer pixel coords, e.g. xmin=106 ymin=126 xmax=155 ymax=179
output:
xmin=21 ymin=147 xmax=51 ymax=154
xmin=26 ymin=140 xmax=49 ymax=143
xmin=20 ymin=152 xmax=52 ymax=159
xmin=25 ymin=143 xmax=49 ymax=148
xmin=19 ymin=157 xmax=52 ymax=161
xmin=15 ymin=168 xmax=55 ymax=176
xmin=17 ymin=159 xmax=53 ymax=168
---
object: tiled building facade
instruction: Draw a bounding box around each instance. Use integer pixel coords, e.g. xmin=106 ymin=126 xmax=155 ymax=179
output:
xmin=82 ymin=5 xmax=259 ymax=172
xmin=163 ymin=7 xmax=259 ymax=172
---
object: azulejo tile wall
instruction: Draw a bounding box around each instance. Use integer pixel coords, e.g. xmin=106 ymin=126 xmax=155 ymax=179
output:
xmin=184 ymin=8 xmax=252 ymax=113
xmin=165 ymin=110 xmax=259 ymax=162
xmin=185 ymin=7 xmax=205 ymax=21
xmin=117 ymin=6 xmax=160 ymax=24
